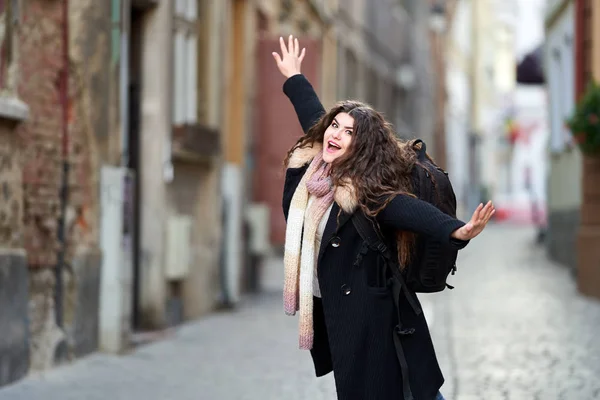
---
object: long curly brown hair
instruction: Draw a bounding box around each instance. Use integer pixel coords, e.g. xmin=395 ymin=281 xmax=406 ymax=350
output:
xmin=284 ymin=101 xmax=418 ymax=266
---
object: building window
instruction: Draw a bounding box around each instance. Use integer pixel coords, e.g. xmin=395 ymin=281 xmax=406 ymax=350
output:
xmin=173 ymin=0 xmax=198 ymax=126
xmin=549 ymin=41 xmax=575 ymax=153
xmin=0 ymin=0 xmax=18 ymax=92
xmin=548 ymin=49 xmax=563 ymax=152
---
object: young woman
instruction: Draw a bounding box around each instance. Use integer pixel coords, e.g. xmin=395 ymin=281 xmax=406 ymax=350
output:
xmin=273 ymin=36 xmax=494 ymax=400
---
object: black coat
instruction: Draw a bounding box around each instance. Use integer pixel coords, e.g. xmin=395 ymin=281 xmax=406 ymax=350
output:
xmin=281 ymin=74 xmax=468 ymax=400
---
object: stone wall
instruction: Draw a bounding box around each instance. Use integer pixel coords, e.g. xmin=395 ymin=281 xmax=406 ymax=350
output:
xmin=8 ymin=0 xmax=108 ymax=375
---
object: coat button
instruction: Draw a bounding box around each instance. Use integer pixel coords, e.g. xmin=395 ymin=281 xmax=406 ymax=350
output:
xmin=341 ymin=284 xmax=351 ymax=295
xmin=331 ymin=236 xmax=341 ymax=248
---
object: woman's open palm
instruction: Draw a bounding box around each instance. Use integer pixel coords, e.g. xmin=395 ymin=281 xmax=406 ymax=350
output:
xmin=452 ymin=201 xmax=495 ymax=241
xmin=272 ymin=35 xmax=305 ymax=78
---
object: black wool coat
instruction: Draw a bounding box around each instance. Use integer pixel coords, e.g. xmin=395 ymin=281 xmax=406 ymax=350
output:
xmin=281 ymin=74 xmax=468 ymax=400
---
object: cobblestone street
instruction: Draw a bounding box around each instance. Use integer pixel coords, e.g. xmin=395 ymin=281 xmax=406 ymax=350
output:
xmin=1 ymin=225 xmax=599 ymax=400
xmin=431 ymin=225 xmax=600 ymax=400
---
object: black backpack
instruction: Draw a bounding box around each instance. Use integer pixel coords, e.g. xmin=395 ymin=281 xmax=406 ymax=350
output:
xmin=352 ymin=138 xmax=459 ymax=293
xmin=405 ymin=139 xmax=459 ymax=292
xmin=350 ymin=139 xmax=459 ymax=400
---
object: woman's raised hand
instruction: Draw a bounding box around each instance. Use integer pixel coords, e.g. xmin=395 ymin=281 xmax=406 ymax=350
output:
xmin=451 ymin=201 xmax=495 ymax=241
xmin=272 ymin=35 xmax=306 ymax=79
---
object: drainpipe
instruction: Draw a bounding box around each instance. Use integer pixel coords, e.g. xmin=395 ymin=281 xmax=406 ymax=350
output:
xmin=55 ymin=0 xmax=70 ymax=329
xmin=120 ymin=0 xmax=130 ymax=167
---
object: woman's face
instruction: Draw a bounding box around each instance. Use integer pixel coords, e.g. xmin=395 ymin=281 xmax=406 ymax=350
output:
xmin=322 ymin=112 xmax=354 ymax=163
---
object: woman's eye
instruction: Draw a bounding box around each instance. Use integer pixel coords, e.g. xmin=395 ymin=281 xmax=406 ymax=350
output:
xmin=345 ymin=130 xmax=352 ymax=135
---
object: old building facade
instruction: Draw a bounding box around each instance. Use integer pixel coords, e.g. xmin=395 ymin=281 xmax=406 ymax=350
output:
xmin=0 ymin=0 xmax=31 ymax=387
xmin=575 ymin=0 xmax=600 ymax=299
xmin=544 ymin=0 xmax=600 ymax=300
xmin=544 ymin=0 xmax=579 ymax=271
xmin=0 ymin=0 xmax=110 ymax=386
xmin=334 ymin=0 xmax=437 ymax=145
xmin=123 ymin=0 xmax=224 ymax=334
xmin=0 ymin=0 xmax=231 ymax=386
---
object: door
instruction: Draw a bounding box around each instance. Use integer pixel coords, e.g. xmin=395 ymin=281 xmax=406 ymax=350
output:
xmin=253 ymin=35 xmax=322 ymax=247
xmin=128 ymin=6 xmax=143 ymax=330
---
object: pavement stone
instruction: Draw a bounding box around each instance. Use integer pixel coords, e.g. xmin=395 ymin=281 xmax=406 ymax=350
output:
xmin=0 ymin=225 xmax=599 ymax=400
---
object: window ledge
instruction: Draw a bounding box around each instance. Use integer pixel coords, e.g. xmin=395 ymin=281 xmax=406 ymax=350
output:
xmin=0 ymin=96 xmax=30 ymax=122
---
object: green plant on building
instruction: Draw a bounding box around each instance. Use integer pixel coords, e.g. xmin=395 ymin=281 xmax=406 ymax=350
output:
xmin=565 ymin=81 xmax=600 ymax=156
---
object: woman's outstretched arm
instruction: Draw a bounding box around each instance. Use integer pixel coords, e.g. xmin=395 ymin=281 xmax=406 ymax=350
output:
xmin=273 ymin=35 xmax=326 ymax=133
xmin=377 ymin=195 xmax=495 ymax=243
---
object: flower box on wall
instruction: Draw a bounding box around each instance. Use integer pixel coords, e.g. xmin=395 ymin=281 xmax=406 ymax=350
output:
xmin=565 ymin=81 xmax=600 ymax=156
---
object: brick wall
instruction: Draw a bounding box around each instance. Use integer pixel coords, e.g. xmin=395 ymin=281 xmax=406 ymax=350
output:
xmin=18 ymin=0 xmax=66 ymax=267
xmin=17 ymin=0 xmax=98 ymax=268
xmin=13 ymin=0 xmax=107 ymax=370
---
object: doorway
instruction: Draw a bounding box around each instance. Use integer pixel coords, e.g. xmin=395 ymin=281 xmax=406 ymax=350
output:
xmin=128 ymin=5 xmax=143 ymax=331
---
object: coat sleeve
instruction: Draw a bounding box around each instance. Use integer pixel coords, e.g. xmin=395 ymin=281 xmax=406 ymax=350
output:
xmin=283 ymin=74 xmax=326 ymax=134
xmin=376 ymin=194 xmax=468 ymax=246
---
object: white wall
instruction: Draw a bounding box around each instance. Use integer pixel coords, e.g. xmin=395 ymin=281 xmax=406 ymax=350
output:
xmin=545 ymin=3 xmax=575 ymax=154
xmin=444 ymin=0 xmax=473 ymax=219
xmin=453 ymin=0 xmax=472 ymax=57
xmin=544 ymin=2 xmax=582 ymax=211
xmin=138 ymin=0 xmax=172 ymax=326
xmin=445 ymin=65 xmax=471 ymax=219
xmin=99 ymin=166 xmax=133 ymax=353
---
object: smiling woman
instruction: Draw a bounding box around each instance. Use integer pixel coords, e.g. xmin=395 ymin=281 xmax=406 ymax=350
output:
xmin=273 ymin=35 xmax=494 ymax=400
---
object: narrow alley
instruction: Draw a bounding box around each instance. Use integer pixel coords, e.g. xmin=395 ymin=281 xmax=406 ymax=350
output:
xmin=1 ymin=225 xmax=599 ymax=400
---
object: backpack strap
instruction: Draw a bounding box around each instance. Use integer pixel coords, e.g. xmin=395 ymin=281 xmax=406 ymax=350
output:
xmin=351 ymin=211 xmax=422 ymax=400
xmin=351 ymin=212 xmax=422 ymax=314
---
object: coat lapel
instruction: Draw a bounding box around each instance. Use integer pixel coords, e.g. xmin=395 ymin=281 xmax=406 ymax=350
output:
xmin=317 ymin=203 xmax=354 ymax=264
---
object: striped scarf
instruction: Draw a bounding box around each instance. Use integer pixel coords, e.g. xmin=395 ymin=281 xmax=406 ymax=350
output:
xmin=284 ymin=151 xmax=334 ymax=349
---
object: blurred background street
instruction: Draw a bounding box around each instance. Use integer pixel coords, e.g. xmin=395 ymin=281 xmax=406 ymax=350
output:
xmin=1 ymin=0 xmax=600 ymax=399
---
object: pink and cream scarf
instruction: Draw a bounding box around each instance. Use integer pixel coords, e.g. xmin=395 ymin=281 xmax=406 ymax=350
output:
xmin=284 ymin=143 xmax=358 ymax=349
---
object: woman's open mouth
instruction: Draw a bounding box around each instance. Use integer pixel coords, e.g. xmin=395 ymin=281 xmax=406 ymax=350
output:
xmin=326 ymin=141 xmax=341 ymax=153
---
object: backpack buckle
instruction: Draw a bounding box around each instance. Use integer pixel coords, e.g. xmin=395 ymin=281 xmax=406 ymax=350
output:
xmin=395 ymin=325 xmax=415 ymax=336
